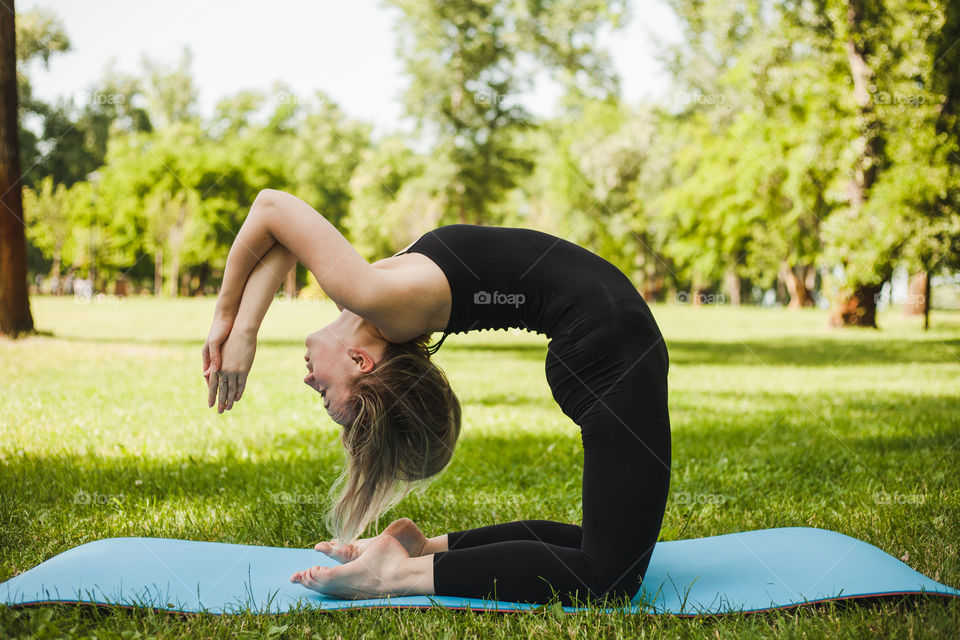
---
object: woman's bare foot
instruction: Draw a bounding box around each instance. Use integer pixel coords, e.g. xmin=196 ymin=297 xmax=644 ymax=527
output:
xmin=314 ymin=517 xmax=428 ymax=563
xmin=292 ymin=534 xmax=433 ymax=598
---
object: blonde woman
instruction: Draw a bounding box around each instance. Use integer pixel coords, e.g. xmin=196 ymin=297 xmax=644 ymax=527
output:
xmin=202 ymin=189 xmax=671 ymax=606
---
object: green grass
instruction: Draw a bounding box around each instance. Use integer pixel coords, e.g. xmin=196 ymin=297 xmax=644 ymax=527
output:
xmin=1 ymin=296 xmax=959 ymax=639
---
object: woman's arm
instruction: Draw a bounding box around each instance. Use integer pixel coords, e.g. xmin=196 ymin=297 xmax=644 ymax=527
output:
xmin=203 ymin=192 xmax=279 ymax=381
xmin=213 ymin=191 xmax=278 ymax=320
xmin=219 ymin=189 xmax=386 ymax=318
xmin=231 ymin=243 xmax=298 ymax=338
xmin=206 ymin=243 xmax=298 ymax=412
xmin=205 ymin=188 xmax=387 ymax=378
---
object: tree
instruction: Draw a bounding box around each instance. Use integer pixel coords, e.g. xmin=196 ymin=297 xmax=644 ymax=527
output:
xmin=23 ymin=175 xmax=72 ymax=294
xmin=819 ymin=0 xmax=890 ymax=327
xmin=523 ymin=97 xmax=670 ymax=295
xmin=14 ymin=6 xmax=69 ymax=190
xmin=895 ymin=0 xmax=960 ymax=329
xmin=344 ymin=135 xmax=439 ymax=259
xmin=819 ymin=0 xmax=960 ymax=327
xmin=656 ymin=0 xmax=958 ymax=321
xmin=140 ymin=47 xmax=199 ymax=130
xmin=144 ymin=189 xmax=191 ymax=297
xmin=388 ymin=0 xmax=625 ymax=225
xmin=0 ymin=0 xmax=35 ymax=337
xmin=656 ymin=0 xmax=843 ymax=306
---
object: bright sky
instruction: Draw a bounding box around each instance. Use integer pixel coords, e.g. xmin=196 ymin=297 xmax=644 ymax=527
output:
xmin=18 ymin=0 xmax=683 ymax=137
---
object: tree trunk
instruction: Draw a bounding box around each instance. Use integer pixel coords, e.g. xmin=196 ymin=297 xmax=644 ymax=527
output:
xmin=195 ymin=262 xmax=210 ymax=295
xmin=833 ymin=0 xmax=887 ymax=327
xmin=640 ymin=275 xmax=664 ymax=302
xmin=168 ymin=251 xmax=180 ymax=298
xmin=775 ymin=272 xmax=789 ymax=306
xmin=903 ymin=271 xmax=933 ymax=330
xmin=834 ymin=280 xmax=888 ymax=325
xmin=903 ymin=272 xmax=928 ymax=316
xmin=0 ymin=1 xmax=35 ymax=337
xmin=154 ymin=247 xmax=163 ymax=297
xmin=52 ymin=251 xmax=61 ymax=295
xmin=284 ymin=264 xmax=297 ymax=298
xmin=690 ymin=282 xmax=711 ymax=306
xmin=167 ymin=205 xmax=187 ymax=299
xmin=829 ymin=283 xmax=882 ymax=327
xmin=779 ymin=263 xmax=815 ymax=309
xmin=804 ymin=267 xmax=818 ymax=301
xmin=724 ymin=270 xmax=741 ymax=306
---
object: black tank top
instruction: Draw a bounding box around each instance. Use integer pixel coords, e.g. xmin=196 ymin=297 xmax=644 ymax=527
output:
xmin=398 ymin=224 xmax=667 ymax=424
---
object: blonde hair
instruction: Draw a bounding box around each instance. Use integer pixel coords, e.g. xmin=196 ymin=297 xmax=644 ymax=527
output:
xmin=324 ymin=335 xmax=461 ymax=544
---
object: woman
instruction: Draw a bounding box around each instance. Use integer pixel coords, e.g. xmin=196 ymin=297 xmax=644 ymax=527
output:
xmin=202 ymin=189 xmax=671 ymax=606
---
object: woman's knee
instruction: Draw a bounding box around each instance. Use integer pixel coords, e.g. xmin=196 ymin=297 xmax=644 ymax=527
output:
xmin=585 ymin=559 xmax=646 ymax=603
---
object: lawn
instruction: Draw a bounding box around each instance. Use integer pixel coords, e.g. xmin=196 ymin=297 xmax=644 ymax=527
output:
xmin=1 ymin=296 xmax=958 ymax=639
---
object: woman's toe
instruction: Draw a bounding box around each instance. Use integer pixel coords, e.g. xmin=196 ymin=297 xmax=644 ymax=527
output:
xmin=309 ymin=565 xmax=336 ymax=580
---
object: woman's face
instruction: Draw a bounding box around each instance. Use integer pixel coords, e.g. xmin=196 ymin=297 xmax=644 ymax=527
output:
xmin=303 ymin=327 xmax=355 ymax=426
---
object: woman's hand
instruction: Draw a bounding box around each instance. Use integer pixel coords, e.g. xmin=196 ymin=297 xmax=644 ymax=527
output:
xmin=207 ymin=326 xmax=257 ymax=413
xmin=202 ymin=313 xmax=235 ymax=384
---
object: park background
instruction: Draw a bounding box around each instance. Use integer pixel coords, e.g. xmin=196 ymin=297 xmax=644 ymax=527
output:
xmin=2 ymin=0 xmax=960 ymax=638
xmin=5 ymin=0 xmax=960 ymax=325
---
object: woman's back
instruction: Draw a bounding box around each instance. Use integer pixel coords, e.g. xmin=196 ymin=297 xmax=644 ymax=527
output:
xmin=401 ymin=224 xmax=669 ymax=424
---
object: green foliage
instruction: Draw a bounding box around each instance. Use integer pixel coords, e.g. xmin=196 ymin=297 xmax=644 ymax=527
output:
xmin=388 ymin=0 xmax=625 ymax=224
xmin=23 ymin=177 xmax=72 ymax=269
xmin=344 ymin=136 xmax=441 ymax=259
xmin=522 ymin=97 xmax=668 ymax=283
xmin=139 ymin=47 xmax=201 ymax=130
xmin=14 ymin=0 xmax=960 ymax=315
xmin=655 ymin=0 xmax=844 ymax=291
xmin=646 ymin=0 xmax=960 ymax=312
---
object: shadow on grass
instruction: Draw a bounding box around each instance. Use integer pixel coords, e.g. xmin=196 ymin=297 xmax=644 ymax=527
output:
xmin=42 ymin=333 xmax=960 ymax=368
xmin=0 ymin=430 xmax=583 ymax=513
xmin=667 ymin=337 xmax=960 ymax=367
xmin=674 ymin=390 xmax=960 ymax=439
xmin=3 ymin=389 xmax=955 ymax=518
xmin=0 ymin=431 xmax=586 ymax=579
xmin=3 ymin=416 xmax=958 ymax=608
xmin=52 ymin=335 xmax=306 ymax=349
xmin=51 ymin=334 xmax=550 ymax=356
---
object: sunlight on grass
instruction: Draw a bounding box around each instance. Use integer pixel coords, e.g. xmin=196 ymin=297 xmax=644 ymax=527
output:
xmin=1 ymin=296 xmax=958 ymax=638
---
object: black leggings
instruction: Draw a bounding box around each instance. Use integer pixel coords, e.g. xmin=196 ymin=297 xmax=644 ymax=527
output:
xmin=431 ymin=340 xmax=672 ymax=606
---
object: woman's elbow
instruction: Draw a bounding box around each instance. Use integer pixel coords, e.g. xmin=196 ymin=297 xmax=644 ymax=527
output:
xmin=250 ymin=189 xmax=288 ymax=231
xmin=254 ymin=189 xmax=282 ymax=208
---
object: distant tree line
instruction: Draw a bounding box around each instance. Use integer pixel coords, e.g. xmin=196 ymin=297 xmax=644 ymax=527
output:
xmin=6 ymin=0 xmax=960 ymax=332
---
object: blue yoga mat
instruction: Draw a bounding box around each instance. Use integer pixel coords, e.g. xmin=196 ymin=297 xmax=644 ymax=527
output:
xmin=2 ymin=527 xmax=957 ymax=615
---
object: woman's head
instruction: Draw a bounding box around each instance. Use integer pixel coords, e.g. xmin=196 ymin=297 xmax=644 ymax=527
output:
xmin=303 ymin=319 xmax=374 ymax=426
xmin=304 ymin=314 xmax=461 ymax=545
